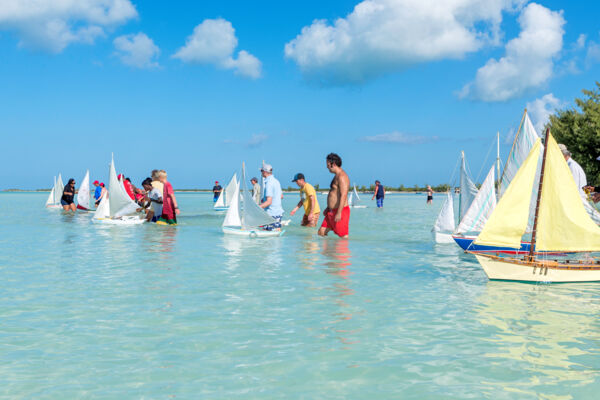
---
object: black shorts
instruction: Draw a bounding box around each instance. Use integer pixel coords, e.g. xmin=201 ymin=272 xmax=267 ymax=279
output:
xmin=61 ymin=199 xmax=73 ymax=206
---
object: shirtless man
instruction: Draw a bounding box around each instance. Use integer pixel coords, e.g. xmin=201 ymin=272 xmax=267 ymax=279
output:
xmin=318 ymin=153 xmax=350 ymax=238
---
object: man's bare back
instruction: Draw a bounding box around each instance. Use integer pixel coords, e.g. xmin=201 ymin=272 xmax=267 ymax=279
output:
xmin=327 ymin=170 xmax=349 ymax=210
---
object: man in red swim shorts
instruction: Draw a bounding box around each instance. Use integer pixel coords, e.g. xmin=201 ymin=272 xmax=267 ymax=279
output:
xmin=318 ymin=153 xmax=350 ymax=238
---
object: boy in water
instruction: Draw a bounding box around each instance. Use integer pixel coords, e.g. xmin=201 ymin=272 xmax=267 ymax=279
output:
xmin=318 ymin=153 xmax=350 ymax=238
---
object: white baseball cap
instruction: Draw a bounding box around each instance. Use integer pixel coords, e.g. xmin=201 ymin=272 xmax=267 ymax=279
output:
xmin=261 ymin=162 xmax=273 ymax=172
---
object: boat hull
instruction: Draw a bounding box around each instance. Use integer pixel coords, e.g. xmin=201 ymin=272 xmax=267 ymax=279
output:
xmin=473 ymin=254 xmax=600 ymax=283
xmin=222 ymin=226 xmax=283 ymax=237
xmin=92 ymin=216 xmax=145 ymax=225
xmin=214 ymin=206 xmax=229 ymax=212
xmin=350 ymin=205 xmax=367 ymax=209
xmin=432 ymin=230 xmax=455 ymax=244
xmin=453 ymin=235 xmax=531 ymax=254
xmin=46 ymin=204 xmax=62 ymax=209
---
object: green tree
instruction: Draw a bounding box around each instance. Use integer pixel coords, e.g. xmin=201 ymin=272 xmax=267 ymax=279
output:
xmin=548 ymin=82 xmax=600 ymax=185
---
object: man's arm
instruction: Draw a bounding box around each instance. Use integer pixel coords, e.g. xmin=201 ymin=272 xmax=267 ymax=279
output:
xmin=336 ymin=175 xmax=349 ymax=221
xmin=371 ymin=185 xmax=378 ymax=200
xmin=169 ymin=192 xmax=180 ymax=215
xmin=260 ymin=197 xmax=273 ymax=209
xmin=290 ymin=199 xmax=303 ymax=216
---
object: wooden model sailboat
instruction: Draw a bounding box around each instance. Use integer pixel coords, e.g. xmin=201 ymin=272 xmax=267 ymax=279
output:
xmin=45 ymin=174 xmax=64 ymax=208
xmin=214 ymin=174 xmax=238 ymax=211
xmin=92 ymin=155 xmax=144 ymax=225
xmin=469 ymin=129 xmax=600 ymax=282
xmin=348 ymin=184 xmax=366 ymax=208
xmin=222 ymin=162 xmax=283 ymax=237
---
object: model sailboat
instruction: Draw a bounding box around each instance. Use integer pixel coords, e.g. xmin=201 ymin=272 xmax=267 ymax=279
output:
xmin=469 ymin=130 xmax=600 ymax=282
xmin=76 ymin=170 xmax=92 ymax=211
xmin=214 ymin=174 xmax=238 ymax=211
xmin=92 ymin=155 xmax=144 ymax=225
xmin=432 ymin=151 xmax=478 ymax=243
xmin=45 ymin=174 xmax=64 ymax=208
xmin=348 ymin=184 xmax=366 ymax=208
xmin=222 ymin=163 xmax=282 ymax=237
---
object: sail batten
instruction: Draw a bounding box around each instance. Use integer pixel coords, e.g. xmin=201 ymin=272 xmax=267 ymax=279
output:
xmin=475 ymin=139 xmax=541 ymax=248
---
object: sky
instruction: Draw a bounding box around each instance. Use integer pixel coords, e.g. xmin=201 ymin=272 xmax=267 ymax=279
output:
xmin=1 ymin=0 xmax=599 ymax=190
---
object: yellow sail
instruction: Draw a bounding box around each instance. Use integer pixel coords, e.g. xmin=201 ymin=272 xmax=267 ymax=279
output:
xmin=536 ymin=134 xmax=600 ymax=251
xmin=474 ymin=139 xmax=541 ymax=248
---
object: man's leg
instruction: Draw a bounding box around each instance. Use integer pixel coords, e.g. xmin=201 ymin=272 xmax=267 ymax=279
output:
xmin=318 ymin=227 xmax=331 ymax=236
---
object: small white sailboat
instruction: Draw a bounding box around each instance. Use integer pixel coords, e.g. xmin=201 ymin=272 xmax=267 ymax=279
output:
xmin=431 ymin=192 xmax=455 ymax=243
xmin=348 ymin=184 xmax=367 ymax=208
xmin=470 ymin=131 xmax=600 ymax=282
xmin=222 ymin=163 xmax=283 ymax=237
xmin=92 ymin=155 xmax=144 ymax=225
xmin=45 ymin=174 xmax=64 ymax=209
xmin=76 ymin=170 xmax=92 ymax=211
xmin=214 ymin=174 xmax=238 ymax=211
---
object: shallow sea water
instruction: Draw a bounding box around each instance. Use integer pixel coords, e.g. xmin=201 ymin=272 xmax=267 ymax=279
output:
xmin=1 ymin=192 xmax=600 ymax=399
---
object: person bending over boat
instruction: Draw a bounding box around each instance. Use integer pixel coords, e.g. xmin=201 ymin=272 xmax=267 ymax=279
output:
xmin=290 ymin=173 xmax=320 ymax=227
xmin=141 ymin=178 xmax=162 ymax=222
xmin=371 ymin=180 xmax=384 ymax=208
xmin=559 ymin=144 xmax=587 ymax=196
xmin=93 ymin=180 xmax=102 ymax=207
xmin=251 ymin=177 xmax=261 ymax=205
xmin=259 ymin=163 xmax=284 ymax=231
xmin=156 ymin=170 xmax=179 ymax=225
xmin=61 ymin=178 xmax=77 ymax=211
xmin=319 ymin=153 xmax=350 ymax=238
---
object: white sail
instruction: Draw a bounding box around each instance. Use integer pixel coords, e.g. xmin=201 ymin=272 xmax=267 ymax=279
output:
xmin=93 ymin=192 xmax=110 ymax=219
xmin=433 ymin=192 xmax=455 ymax=234
xmin=222 ymin=182 xmax=241 ymax=227
xmin=459 ymin=152 xmax=478 ymax=221
xmin=224 ymin=173 xmax=238 ymax=207
xmin=46 ymin=176 xmax=56 ymax=206
xmin=348 ymin=184 xmax=360 ymax=206
xmin=214 ymin=189 xmax=225 ymax=207
xmin=240 ymin=164 xmax=275 ymax=229
xmin=77 ymin=170 xmax=91 ymax=210
xmin=56 ymin=174 xmax=64 ymax=204
xmin=456 ymin=165 xmax=497 ymax=234
xmin=499 ymin=112 xmax=539 ymax=197
xmin=108 ymin=156 xmax=139 ymax=217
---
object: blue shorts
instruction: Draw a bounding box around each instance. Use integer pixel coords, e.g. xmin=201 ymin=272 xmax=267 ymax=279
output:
xmin=213 ymin=197 xmax=219 ymax=203
xmin=376 ymin=198 xmax=384 ymax=208
xmin=263 ymin=215 xmax=282 ymax=231
xmin=61 ymin=199 xmax=73 ymax=206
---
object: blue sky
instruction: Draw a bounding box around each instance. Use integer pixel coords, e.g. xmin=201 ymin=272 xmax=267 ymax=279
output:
xmin=1 ymin=0 xmax=599 ymax=189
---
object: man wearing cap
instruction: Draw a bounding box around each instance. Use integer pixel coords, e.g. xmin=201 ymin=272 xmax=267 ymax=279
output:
xmin=259 ymin=162 xmax=284 ymax=231
xmin=251 ymin=177 xmax=261 ymax=204
xmin=93 ymin=180 xmax=102 ymax=206
xmin=559 ymin=143 xmax=587 ymax=196
xmin=290 ymin=173 xmax=320 ymax=227
xmin=212 ymin=180 xmax=223 ymax=203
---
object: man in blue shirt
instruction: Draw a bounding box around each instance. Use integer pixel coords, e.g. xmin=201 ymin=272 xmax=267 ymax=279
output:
xmin=259 ymin=162 xmax=284 ymax=231
xmin=93 ymin=180 xmax=102 ymax=207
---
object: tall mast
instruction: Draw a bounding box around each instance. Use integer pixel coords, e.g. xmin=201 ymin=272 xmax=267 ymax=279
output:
xmin=496 ymin=131 xmax=500 ymax=192
xmin=459 ymin=151 xmax=465 ymax=221
xmin=498 ymin=108 xmax=527 ymax=191
xmin=528 ymin=127 xmax=550 ymax=262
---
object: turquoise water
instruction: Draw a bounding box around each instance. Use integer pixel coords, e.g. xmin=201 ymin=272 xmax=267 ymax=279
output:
xmin=2 ymin=192 xmax=600 ymax=399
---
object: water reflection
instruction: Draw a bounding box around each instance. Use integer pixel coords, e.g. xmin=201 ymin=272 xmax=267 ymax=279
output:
xmin=320 ymin=239 xmax=359 ymax=348
xmin=475 ymin=282 xmax=600 ymax=396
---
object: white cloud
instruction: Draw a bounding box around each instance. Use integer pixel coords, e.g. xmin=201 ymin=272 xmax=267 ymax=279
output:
xmin=460 ymin=3 xmax=565 ymax=102
xmin=223 ymin=133 xmax=269 ymax=147
xmin=113 ymin=32 xmax=159 ymax=68
xmin=284 ymin=0 xmax=525 ymax=85
xmin=586 ymin=40 xmax=600 ymax=67
xmin=0 ymin=0 xmax=137 ymax=53
xmin=361 ymin=131 xmax=438 ymax=144
xmin=526 ymin=93 xmax=563 ymax=133
xmin=173 ymin=18 xmax=262 ymax=79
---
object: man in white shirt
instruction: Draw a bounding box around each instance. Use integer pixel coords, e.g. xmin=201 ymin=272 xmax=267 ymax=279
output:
xmin=559 ymin=143 xmax=587 ymax=195
xmin=142 ymin=178 xmax=163 ymax=222
xmin=259 ymin=162 xmax=284 ymax=231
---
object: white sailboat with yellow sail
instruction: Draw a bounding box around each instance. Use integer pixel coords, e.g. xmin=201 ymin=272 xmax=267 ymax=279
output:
xmin=469 ymin=130 xmax=600 ymax=282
